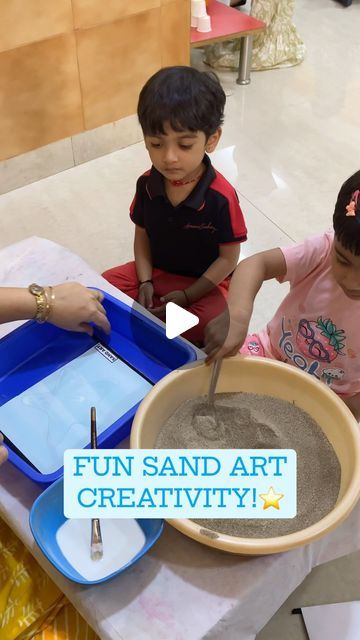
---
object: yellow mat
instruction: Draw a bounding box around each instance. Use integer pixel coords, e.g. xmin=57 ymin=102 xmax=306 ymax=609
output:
xmin=0 ymin=519 xmax=99 ymax=640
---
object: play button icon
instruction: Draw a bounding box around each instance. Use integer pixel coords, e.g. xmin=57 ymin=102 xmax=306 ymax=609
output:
xmin=165 ymin=302 xmax=199 ymax=339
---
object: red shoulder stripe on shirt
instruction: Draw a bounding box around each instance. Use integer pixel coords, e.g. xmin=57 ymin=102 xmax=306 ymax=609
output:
xmin=129 ymin=193 xmax=137 ymax=219
xmin=129 ymin=169 xmax=152 ymax=219
xmin=210 ymin=170 xmax=247 ymax=238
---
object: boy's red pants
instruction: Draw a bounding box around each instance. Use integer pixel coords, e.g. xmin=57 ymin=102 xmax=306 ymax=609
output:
xmin=102 ymin=261 xmax=229 ymax=343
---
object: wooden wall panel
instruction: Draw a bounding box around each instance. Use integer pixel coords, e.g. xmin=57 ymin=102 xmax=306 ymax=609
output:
xmin=0 ymin=1 xmax=191 ymax=161
xmin=76 ymin=10 xmax=162 ymax=130
xmin=72 ymin=0 xmax=160 ymax=29
xmin=161 ymin=0 xmax=190 ymax=66
xmin=0 ymin=0 xmax=73 ymax=53
xmin=0 ymin=34 xmax=83 ymax=161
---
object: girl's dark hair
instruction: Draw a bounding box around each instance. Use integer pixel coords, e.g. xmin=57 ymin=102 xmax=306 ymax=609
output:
xmin=137 ymin=66 xmax=225 ymax=138
xmin=333 ymin=170 xmax=360 ymax=255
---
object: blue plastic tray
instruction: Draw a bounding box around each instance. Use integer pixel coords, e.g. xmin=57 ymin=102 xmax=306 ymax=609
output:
xmin=30 ymin=477 xmax=164 ymax=584
xmin=0 ymin=290 xmax=196 ymax=484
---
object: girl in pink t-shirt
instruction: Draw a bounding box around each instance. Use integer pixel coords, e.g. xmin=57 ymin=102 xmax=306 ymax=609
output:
xmin=204 ymin=170 xmax=360 ymax=420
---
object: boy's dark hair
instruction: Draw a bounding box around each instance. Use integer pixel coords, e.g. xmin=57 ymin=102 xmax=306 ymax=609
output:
xmin=137 ymin=66 xmax=226 ymax=139
xmin=333 ymin=170 xmax=360 ymax=255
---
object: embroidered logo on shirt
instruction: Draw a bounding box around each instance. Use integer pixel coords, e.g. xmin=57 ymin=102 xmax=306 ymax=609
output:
xmin=183 ymin=222 xmax=217 ymax=233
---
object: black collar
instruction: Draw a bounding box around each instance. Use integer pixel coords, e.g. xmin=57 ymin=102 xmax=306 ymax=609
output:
xmin=146 ymin=154 xmax=216 ymax=210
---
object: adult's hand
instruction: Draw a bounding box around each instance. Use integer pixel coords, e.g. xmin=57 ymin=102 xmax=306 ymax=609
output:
xmin=49 ymin=283 xmax=110 ymax=336
xmin=0 ymin=434 xmax=8 ymax=465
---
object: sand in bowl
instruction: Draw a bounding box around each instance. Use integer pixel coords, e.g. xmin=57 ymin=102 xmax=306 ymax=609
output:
xmin=154 ymin=393 xmax=341 ymax=538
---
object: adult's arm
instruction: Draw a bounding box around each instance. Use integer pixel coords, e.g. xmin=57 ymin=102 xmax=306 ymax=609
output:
xmin=0 ymin=283 xmax=110 ymax=335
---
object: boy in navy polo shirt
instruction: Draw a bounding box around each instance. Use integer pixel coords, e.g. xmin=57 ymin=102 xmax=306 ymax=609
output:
xmin=103 ymin=66 xmax=247 ymax=343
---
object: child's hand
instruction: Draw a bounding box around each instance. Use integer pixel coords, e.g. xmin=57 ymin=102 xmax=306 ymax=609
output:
xmin=151 ymin=290 xmax=187 ymax=317
xmin=0 ymin=433 xmax=8 ymax=465
xmin=138 ymin=282 xmax=154 ymax=309
xmin=204 ymin=312 xmax=248 ymax=364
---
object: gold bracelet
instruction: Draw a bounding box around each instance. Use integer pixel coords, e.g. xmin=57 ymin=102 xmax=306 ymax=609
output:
xmin=28 ymin=283 xmax=55 ymax=323
xmin=28 ymin=283 xmax=47 ymax=322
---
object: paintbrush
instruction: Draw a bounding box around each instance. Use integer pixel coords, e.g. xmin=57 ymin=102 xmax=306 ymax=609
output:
xmin=90 ymin=406 xmax=103 ymax=561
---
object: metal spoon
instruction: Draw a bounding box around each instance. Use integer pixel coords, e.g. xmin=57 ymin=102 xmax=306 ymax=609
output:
xmin=208 ymin=358 xmax=223 ymax=406
xmin=193 ymin=359 xmax=223 ymax=440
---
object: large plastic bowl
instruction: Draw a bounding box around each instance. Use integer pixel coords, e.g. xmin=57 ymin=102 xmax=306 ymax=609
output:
xmin=130 ymin=357 xmax=360 ymax=555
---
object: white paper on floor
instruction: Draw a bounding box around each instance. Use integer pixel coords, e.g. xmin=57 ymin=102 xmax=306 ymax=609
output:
xmin=301 ymin=601 xmax=360 ymax=640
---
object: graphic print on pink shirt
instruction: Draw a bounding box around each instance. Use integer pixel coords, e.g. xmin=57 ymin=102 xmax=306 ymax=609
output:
xmin=296 ymin=317 xmax=346 ymax=363
xmin=277 ymin=315 xmax=347 ymax=388
xmin=296 ymin=317 xmax=346 ymax=386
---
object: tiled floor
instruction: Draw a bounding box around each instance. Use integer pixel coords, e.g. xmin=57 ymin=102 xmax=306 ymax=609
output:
xmin=0 ymin=0 xmax=359 ymax=638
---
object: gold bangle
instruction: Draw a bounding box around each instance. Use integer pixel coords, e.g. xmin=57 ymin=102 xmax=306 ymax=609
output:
xmin=43 ymin=286 xmax=55 ymax=322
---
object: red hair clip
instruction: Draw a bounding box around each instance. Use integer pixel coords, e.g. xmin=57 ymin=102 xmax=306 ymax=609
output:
xmin=346 ymin=189 xmax=360 ymax=217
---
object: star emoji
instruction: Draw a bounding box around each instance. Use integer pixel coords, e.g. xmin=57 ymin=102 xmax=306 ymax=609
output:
xmin=259 ymin=486 xmax=284 ymax=510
